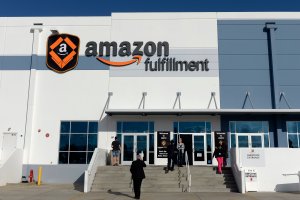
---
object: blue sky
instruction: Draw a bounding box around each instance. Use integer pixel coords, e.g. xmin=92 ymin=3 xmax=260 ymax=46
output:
xmin=1 ymin=0 xmax=300 ymax=17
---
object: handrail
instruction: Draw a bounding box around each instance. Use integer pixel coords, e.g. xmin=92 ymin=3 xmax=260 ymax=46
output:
xmin=185 ymin=151 xmax=191 ymax=192
xmin=283 ymin=172 xmax=300 ymax=182
xmin=84 ymin=148 xmax=100 ymax=193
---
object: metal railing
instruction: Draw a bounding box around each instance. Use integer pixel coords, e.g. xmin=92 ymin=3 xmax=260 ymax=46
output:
xmin=283 ymin=172 xmax=300 ymax=182
xmin=185 ymin=151 xmax=191 ymax=192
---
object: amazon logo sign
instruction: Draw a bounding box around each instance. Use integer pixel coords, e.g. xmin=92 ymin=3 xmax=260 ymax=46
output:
xmin=85 ymin=41 xmax=210 ymax=72
xmin=46 ymin=34 xmax=210 ymax=73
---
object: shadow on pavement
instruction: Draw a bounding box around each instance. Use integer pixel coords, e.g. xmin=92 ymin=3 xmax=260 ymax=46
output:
xmin=107 ymin=189 xmax=134 ymax=199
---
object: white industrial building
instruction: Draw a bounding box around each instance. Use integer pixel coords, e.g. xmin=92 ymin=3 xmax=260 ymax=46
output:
xmin=0 ymin=12 xmax=299 ymax=193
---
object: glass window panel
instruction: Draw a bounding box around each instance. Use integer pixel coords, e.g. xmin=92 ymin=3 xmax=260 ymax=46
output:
xmin=298 ymin=122 xmax=300 ymax=133
xmin=288 ymin=134 xmax=299 ymax=148
xmin=59 ymin=152 xmax=68 ymax=164
xmin=60 ymin=122 xmax=70 ymax=133
xmin=194 ymin=136 xmax=204 ymax=151
xmin=287 ymin=122 xmax=297 ymax=133
xmin=122 ymin=122 xmax=148 ymax=133
xmin=236 ymin=121 xmax=263 ymax=133
xmin=149 ymin=122 xmax=154 ymax=133
xmin=137 ymin=136 xmax=147 ymax=161
xmin=117 ymin=134 xmax=122 ymax=145
xmin=117 ymin=122 xmax=122 ymax=133
xmin=206 ymin=134 xmax=212 ymax=152
xmin=174 ymin=134 xmax=178 ymax=146
xmin=59 ymin=134 xmax=69 ymax=151
xmin=149 ymin=134 xmax=154 ymax=151
xmin=207 ymin=153 xmax=212 ymax=164
xmin=238 ymin=135 xmax=249 ymax=148
xmin=262 ymin=121 xmax=269 ymax=133
xmin=123 ymin=136 xmax=134 ymax=161
xmin=229 ymin=122 xmax=236 ymax=133
xmin=173 ymin=122 xmax=178 ymax=133
xmin=264 ymin=133 xmax=270 ymax=147
xmin=69 ymin=152 xmax=87 ymax=164
xmin=88 ymin=122 xmax=98 ymax=133
xmin=70 ymin=134 xmax=87 ymax=151
xmin=251 ymin=136 xmax=262 ymax=148
xmin=231 ymin=134 xmax=236 ymax=148
xmin=206 ymin=122 xmax=211 ymax=133
xmin=87 ymin=152 xmax=93 ymax=164
xmin=194 ymin=135 xmax=205 ymax=162
xmin=71 ymin=122 xmax=88 ymax=133
xmin=179 ymin=122 xmax=205 ymax=133
xmin=88 ymin=134 xmax=98 ymax=151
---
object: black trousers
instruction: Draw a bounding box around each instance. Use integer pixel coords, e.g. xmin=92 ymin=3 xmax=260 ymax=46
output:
xmin=178 ymin=152 xmax=184 ymax=166
xmin=167 ymin=156 xmax=174 ymax=170
xmin=133 ymin=178 xmax=143 ymax=198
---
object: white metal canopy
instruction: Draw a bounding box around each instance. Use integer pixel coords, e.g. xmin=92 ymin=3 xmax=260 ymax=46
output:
xmin=105 ymin=109 xmax=300 ymax=115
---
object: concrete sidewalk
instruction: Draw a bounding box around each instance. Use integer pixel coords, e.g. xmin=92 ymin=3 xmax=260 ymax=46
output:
xmin=0 ymin=184 xmax=299 ymax=200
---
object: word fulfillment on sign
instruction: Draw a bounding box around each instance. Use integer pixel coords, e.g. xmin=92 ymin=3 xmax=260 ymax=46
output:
xmin=85 ymin=41 xmax=210 ymax=72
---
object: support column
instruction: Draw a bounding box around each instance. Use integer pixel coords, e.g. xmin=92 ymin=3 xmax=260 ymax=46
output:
xmin=265 ymin=22 xmax=279 ymax=109
xmin=265 ymin=22 xmax=282 ymax=147
xmin=22 ymin=24 xmax=43 ymax=164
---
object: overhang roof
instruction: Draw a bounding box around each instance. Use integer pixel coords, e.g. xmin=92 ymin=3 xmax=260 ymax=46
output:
xmin=105 ymin=109 xmax=300 ymax=116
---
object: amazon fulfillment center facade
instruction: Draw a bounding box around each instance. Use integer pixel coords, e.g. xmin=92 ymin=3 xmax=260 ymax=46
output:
xmin=1 ymin=12 xmax=300 ymax=184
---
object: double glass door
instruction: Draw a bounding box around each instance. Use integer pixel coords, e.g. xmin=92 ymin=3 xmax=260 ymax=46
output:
xmin=236 ymin=133 xmax=264 ymax=148
xmin=122 ymin=134 xmax=149 ymax=165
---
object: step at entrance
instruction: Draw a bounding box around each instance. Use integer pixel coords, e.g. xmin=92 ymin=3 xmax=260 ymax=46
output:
xmin=91 ymin=166 xmax=182 ymax=192
xmin=180 ymin=166 xmax=238 ymax=192
xmin=90 ymin=166 xmax=238 ymax=193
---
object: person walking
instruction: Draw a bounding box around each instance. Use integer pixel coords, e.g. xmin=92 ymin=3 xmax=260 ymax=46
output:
xmin=213 ymin=140 xmax=226 ymax=174
xmin=167 ymin=140 xmax=177 ymax=172
xmin=111 ymin=136 xmax=121 ymax=166
xmin=130 ymin=154 xmax=146 ymax=199
xmin=177 ymin=137 xmax=185 ymax=167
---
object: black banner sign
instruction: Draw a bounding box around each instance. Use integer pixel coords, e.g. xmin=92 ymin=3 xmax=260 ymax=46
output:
xmin=214 ymin=131 xmax=228 ymax=158
xmin=157 ymin=131 xmax=170 ymax=158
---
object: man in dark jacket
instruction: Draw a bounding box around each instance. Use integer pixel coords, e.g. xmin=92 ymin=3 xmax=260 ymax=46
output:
xmin=130 ymin=154 xmax=146 ymax=199
xmin=167 ymin=140 xmax=177 ymax=172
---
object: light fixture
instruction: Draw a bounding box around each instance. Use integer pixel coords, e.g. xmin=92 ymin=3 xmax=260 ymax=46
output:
xmin=50 ymin=29 xmax=59 ymax=34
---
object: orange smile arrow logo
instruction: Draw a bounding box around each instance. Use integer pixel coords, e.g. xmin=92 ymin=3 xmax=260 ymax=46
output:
xmin=97 ymin=55 xmax=142 ymax=67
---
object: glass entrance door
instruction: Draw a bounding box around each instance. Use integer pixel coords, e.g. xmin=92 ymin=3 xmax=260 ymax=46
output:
xmin=122 ymin=134 xmax=149 ymax=165
xmin=236 ymin=133 xmax=263 ymax=148
xmin=193 ymin=134 xmax=206 ymax=165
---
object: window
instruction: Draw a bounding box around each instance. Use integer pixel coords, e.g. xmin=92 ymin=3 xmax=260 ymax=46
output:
xmin=58 ymin=121 xmax=98 ymax=164
xmin=287 ymin=121 xmax=300 ymax=148
xmin=117 ymin=121 xmax=154 ymax=164
xmin=229 ymin=121 xmax=269 ymax=148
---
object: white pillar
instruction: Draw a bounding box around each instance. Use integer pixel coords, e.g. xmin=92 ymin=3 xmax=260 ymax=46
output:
xmin=22 ymin=25 xmax=43 ymax=164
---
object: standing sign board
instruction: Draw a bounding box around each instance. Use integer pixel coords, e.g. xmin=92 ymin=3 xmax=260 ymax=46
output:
xmin=157 ymin=131 xmax=170 ymax=158
xmin=245 ymin=169 xmax=258 ymax=192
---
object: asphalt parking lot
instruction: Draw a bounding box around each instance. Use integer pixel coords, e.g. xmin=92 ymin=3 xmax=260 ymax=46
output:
xmin=0 ymin=184 xmax=299 ymax=200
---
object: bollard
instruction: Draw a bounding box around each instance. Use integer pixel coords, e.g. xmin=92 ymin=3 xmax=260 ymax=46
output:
xmin=37 ymin=166 xmax=42 ymax=186
xmin=29 ymin=169 xmax=34 ymax=183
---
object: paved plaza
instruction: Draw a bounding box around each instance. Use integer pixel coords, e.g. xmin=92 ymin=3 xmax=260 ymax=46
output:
xmin=0 ymin=184 xmax=299 ymax=200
